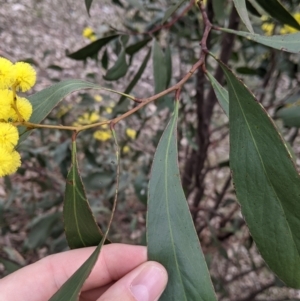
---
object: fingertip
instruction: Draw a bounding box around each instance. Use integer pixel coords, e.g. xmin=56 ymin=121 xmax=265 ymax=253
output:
xmin=98 ymin=261 xmax=168 ymax=301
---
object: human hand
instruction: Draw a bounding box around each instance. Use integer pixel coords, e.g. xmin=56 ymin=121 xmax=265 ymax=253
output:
xmin=0 ymin=243 xmax=168 ymax=301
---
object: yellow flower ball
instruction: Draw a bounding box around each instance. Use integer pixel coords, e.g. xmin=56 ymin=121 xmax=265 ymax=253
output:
xmin=280 ymin=13 xmax=300 ymax=34
xmin=13 ymin=62 xmax=36 ymax=92
xmin=105 ymin=107 xmax=113 ymax=114
xmin=82 ymin=27 xmax=94 ymax=38
xmin=123 ymin=146 xmax=130 ymax=154
xmin=0 ymin=122 xmax=19 ymax=151
xmin=0 ymin=89 xmax=13 ymax=120
xmin=126 ymin=128 xmax=137 ymax=140
xmin=0 ymin=146 xmax=21 ymax=177
xmin=7 ymin=96 xmax=33 ymax=122
xmin=89 ymin=35 xmax=97 ymax=42
xmin=0 ymin=57 xmax=15 ymax=89
xmin=93 ymin=130 xmax=112 ymax=141
xmin=94 ymin=95 xmax=103 ymax=102
xmin=261 ymin=22 xmax=275 ymax=36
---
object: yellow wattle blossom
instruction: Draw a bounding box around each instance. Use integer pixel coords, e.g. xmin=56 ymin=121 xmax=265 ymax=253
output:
xmin=82 ymin=27 xmax=94 ymax=38
xmin=0 ymin=89 xmax=12 ymax=120
xmin=13 ymin=62 xmax=36 ymax=92
xmin=89 ymin=35 xmax=97 ymax=42
xmin=0 ymin=146 xmax=21 ymax=177
xmin=94 ymin=95 xmax=103 ymax=102
xmin=0 ymin=57 xmax=15 ymax=89
xmin=123 ymin=146 xmax=130 ymax=154
xmin=280 ymin=13 xmax=300 ymax=34
xmin=93 ymin=130 xmax=112 ymax=141
xmin=105 ymin=107 xmax=113 ymax=114
xmin=7 ymin=96 xmax=33 ymax=122
xmin=0 ymin=123 xmax=19 ymax=151
xmin=261 ymin=21 xmax=275 ymax=36
xmin=126 ymin=128 xmax=137 ymax=140
xmin=73 ymin=111 xmax=100 ymax=126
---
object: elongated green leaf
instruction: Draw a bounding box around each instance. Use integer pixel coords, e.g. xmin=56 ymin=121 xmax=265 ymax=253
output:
xmin=255 ymin=0 xmax=300 ymax=30
xmin=114 ymin=48 xmax=151 ymax=114
xmin=67 ymin=35 xmax=118 ymax=60
xmin=233 ymin=0 xmax=254 ymax=33
xmin=153 ymin=40 xmax=167 ymax=98
xmin=277 ymin=105 xmax=300 ymax=128
xmin=162 ymin=0 xmax=186 ymax=24
xmin=127 ymin=0 xmax=146 ymax=12
xmin=165 ymin=44 xmax=172 ymax=88
xmin=218 ymin=27 xmax=300 ymax=53
xmin=206 ymin=71 xmax=229 ymax=116
xmin=104 ymin=49 xmax=128 ymax=81
xmin=49 ymin=237 xmax=105 ymax=301
xmin=147 ymin=101 xmax=217 ymax=300
xmin=125 ymin=38 xmax=152 ymax=56
xmin=85 ymin=0 xmax=93 ymax=15
xmin=50 ymin=129 xmax=120 ymax=301
xmin=212 ymin=0 xmax=227 ymax=23
xmin=64 ymin=141 xmax=104 ymax=249
xmin=19 ymin=80 xmax=129 ymax=144
xmin=221 ymin=62 xmax=300 ymax=288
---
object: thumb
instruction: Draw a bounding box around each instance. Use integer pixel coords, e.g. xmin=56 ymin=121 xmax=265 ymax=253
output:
xmin=98 ymin=261 xmax=168 ymax=301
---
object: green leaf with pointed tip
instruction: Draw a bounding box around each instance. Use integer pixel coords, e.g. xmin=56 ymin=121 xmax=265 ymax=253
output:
xmin=218 ymin=27 xmax=300 ymax=53
xmin=277 ymin=102 xmax=300 ymax=128
xmin=48 ymin=237 xmax=105 ymax=301
xmin=104 ymin=49 xmax=129 ymax=81
xmin=233 ymin=0 xmax=254 ymax=33
xmin=221 ymin=62 xmax=300 ymax=288
xmin=19 ymin=80 xmax=128 ymax=144
xmin=114 ymin=48 xmax=151 ymax=114
xmin=206 ymin=71 xmax=229 ymax=116
xmin=165 ymin=44 xmax=172 ymax=88
xmin=85 ymin=0 xmax=93 ymax=16
xmin=162 ymin=0 xmax=187 ymax=24
xmin=67 ymin=35 xmax=118 ymax=61
xmin=147 ymin=101 xmax=217 ymax=301
xmin=125 ymin=38 xmax=152 ymax=56
xmin=153 ymin=40 xmax=167 ymax=100
xmin=255 ymin=0 xmax=300 ymax=30
xmin=64 ymin=141 xmax=105 ymax=249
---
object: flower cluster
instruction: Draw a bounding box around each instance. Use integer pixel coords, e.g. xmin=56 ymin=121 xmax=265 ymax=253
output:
xmin=261 ymin=13 xmax=300 ymax=36
xmin=82 ymin=27 xmax=97 ymax=42
xmin=0 ymin=57 xmax=36 ymax=177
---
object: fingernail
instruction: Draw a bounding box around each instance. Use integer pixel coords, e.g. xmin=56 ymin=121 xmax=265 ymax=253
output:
xmin=130 ymin=265 xmax=167 ymax=301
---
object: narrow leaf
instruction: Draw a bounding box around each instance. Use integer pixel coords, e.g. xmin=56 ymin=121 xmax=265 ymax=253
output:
xmin=147 ymin=101 xmax=217 ymax=300
xmin=233 ymin=0 xmax=254 ymax=33
xmin=153 ymin=40 xmax=167 ymax=97
xmin=127 ymin=0 xmax=146 ymax=12
xmin=48 ymin=238 xmax=105 ymax=301
xmin=50 ymin=128 xmax=120 ymax=301
xmin=256 ymin=0 xmax=300 ymax=30
xmin=206 ymin=71 xmax=229 ymax=116
xmin=19 ymin=80 xmax=130 ymax=144
xmin=67 ymin=35 xmax=118 ymax=61
xmin=165 ymin=44 xmax=172 ymax=88
xmin=218 ymin=27 xmax=300 ymax=53
xmin=64 ymin=140 xmax=105 ymax=249
xmin=277 ymin=105 xmax=300 ymax=128
xmin=104 ymin=49 xmax=129 ymax=81
xmin=114 ymin=48 xmax=151 ymax=114
xmin=125 ymin=38 xmax=152 ymax=56
xmin=84 ymin=0 xmax=93 ymax=16
xmin=162 ymin=0 xmax=186 ymax=24
xmin=221 ymin=62 xmax=300 ymax=288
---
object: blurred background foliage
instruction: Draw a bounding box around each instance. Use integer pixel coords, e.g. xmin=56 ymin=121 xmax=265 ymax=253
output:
xmin=1 ymin=0 xmax=300 ymax=300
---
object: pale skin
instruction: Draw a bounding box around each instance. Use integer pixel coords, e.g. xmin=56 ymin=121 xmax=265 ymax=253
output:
xmin=0 ymin=244 xmax=168 ymax=301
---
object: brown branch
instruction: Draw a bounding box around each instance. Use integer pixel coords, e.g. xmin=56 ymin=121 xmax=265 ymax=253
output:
xmin=191 ymin=4 xmax=239 ymax=221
